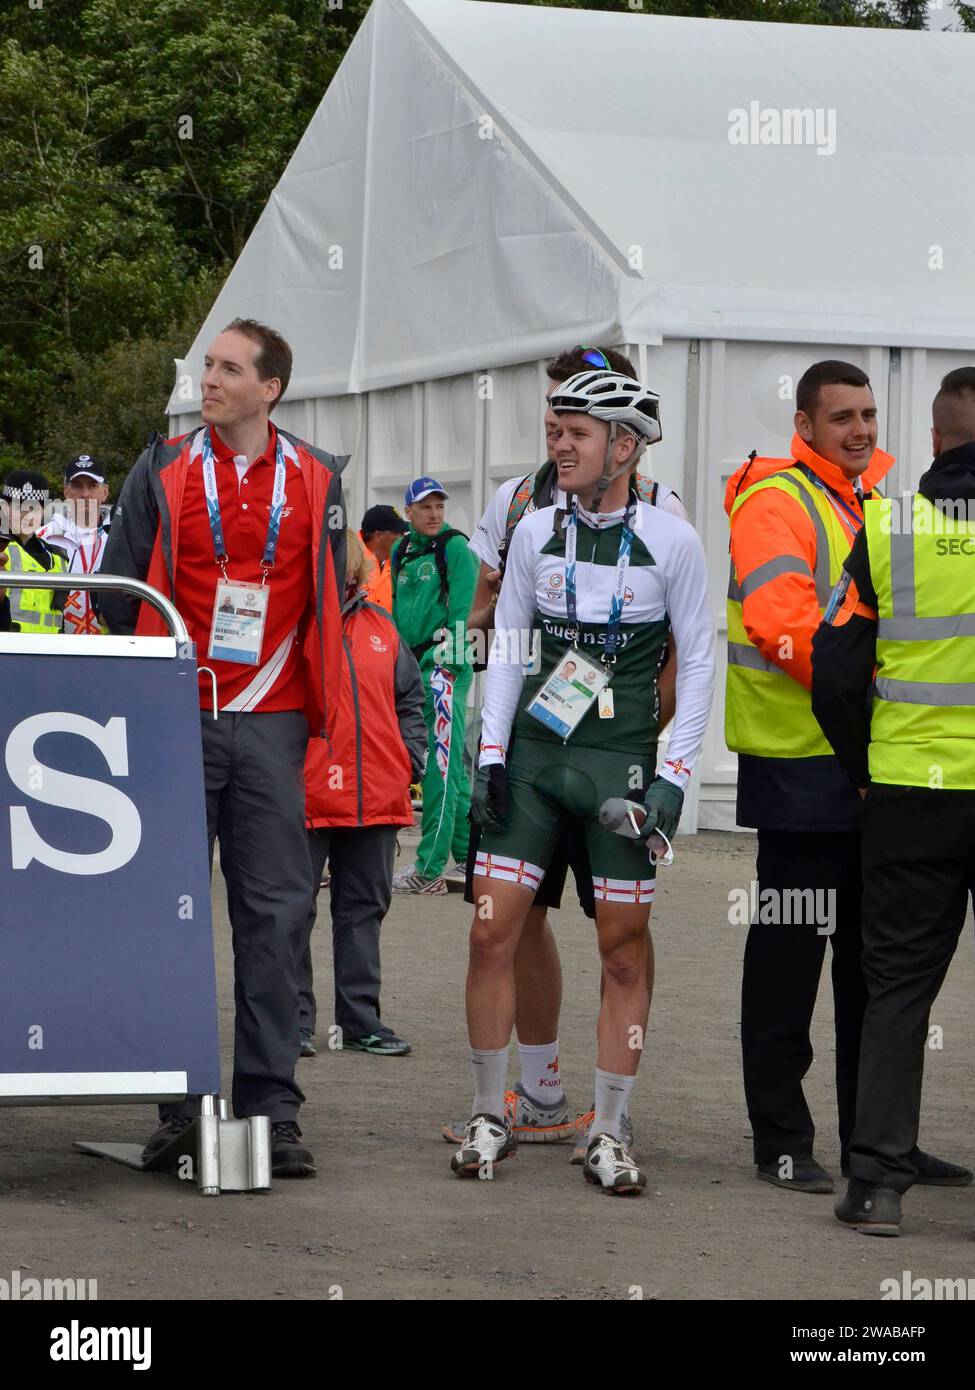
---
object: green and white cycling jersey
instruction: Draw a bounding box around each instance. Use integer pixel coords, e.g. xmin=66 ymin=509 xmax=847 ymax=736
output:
xmin=480 ymin=496 xmax=715 ymax=783
xmin=469 ymin=469 xmax=687 ymax=572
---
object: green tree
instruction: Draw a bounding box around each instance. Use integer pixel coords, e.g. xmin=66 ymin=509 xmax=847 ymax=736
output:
xmin=77 ymin=0 xmax=371 ymax=264
xmin=0 ymin=3 xmax=369 ymax=466
xmin=0 ymin=36 xmax=194 ymax=462
xmin=36 ymin=273 xmax=221 ymax=496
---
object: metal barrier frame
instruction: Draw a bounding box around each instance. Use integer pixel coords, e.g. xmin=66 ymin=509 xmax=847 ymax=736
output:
xmin=0 ymin=572 xmax=269 ymax=1193
xmin=1 ymin=571 xmax=190 ymax=640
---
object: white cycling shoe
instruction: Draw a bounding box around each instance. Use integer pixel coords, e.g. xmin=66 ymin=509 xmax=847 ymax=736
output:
xmin=583 ymin=1132 xmax=647 ymax=1195
xmin=571 ymin=1107 xmax=635 ymax=1164
xmin=450 ymin=1112 xmax=517 ymax=1178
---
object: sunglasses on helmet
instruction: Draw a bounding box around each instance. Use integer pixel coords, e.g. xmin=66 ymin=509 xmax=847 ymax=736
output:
xmin=573 ymin=345 xmax=612 ymax=371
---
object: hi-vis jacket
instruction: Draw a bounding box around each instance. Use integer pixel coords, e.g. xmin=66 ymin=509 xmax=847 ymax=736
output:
xmin=812 ymin=440 xmax=975 ymax=792
xmin=864 ymin=494 xmax=975 ymax=788
xmin=0 ymin=537 xmax=67 ymax=632
xmin=725 ymin=433 xmax=893 ymax=761
xmin=360 ymin=534 xmax=394 ymax=613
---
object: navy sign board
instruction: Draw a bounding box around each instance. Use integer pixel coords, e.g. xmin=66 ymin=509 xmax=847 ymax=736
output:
xmin=0 ymin=633 xmax=220 ymax=1104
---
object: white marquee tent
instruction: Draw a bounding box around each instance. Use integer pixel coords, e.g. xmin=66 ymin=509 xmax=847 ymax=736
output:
xmin=170 ymin=0 xmax=975 ymax=825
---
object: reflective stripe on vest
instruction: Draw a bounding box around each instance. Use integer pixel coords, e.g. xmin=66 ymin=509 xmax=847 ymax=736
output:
xmin=725 ymin=468 xmax=851 ymax=759
xmin=865 ymin=493 xmax=975 ymax=788
xmin=4 ymin=542 xmax=64 ymax=632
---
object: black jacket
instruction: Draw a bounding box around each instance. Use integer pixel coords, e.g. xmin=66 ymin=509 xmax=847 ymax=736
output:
xmin=812 ymin=441 xmax=975 ymax=787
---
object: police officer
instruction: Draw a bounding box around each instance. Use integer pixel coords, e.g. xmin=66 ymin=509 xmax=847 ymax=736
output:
xmin=0 ymin=471 xmax=67 ymax=633
xmin=813 ymin=366 xmax=975 ymax=1235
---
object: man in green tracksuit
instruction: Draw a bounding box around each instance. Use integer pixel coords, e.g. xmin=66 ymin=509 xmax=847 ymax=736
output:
xmin=392 ymin=476 xmax=479 ymax=893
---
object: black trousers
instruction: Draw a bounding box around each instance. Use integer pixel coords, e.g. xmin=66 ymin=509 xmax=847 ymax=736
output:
xmin=164 ymin=710 xmax=311 ymax=1122
xmin=297 ymin=824 xmax=397 ymax=1041
xmin=741 ymin=829 xmax=867 ymax=1165
xmin=849 ymin=785 xmax=975 ymax=1192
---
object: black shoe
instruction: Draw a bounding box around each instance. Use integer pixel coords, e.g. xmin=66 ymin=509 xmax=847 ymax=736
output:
xmin=756 ymin=1153 xmax=834 ymax=1193
xmin=141 ymin=1115 xmax=195 ymax=1164
xmin=343 ymin=1031 xmax=412 ymax=1056
xmin=299 ymin=1036 xmax=317 ymax=1058
xmin=840 ymin=1149 xmax=973 ymax=1186
xmin=912 ymin=1149 xmax=973 ymax=1187
xmin=270 ymin=1121 xmax=316 ymax=1177
xmin=835 ymin=1179 xmax=902 ymax=1236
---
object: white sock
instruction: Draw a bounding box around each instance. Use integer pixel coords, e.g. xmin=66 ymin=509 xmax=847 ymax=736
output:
xmin=470 ymin=1046 xmax=509 ymax=1121
xmin=518 ymin=1040 xmax=564 ymax=1105
xmin=592 ymin=1068 xmax=635 ymax=1142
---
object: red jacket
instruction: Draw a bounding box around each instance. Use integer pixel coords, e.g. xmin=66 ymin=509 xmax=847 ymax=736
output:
xmin=100 ymin=427 xmax=347 ymax=741
xmin=305 ymin=595 xmax=426 ymax=829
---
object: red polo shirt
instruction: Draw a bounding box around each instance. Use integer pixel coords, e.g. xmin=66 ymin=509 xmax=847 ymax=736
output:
xmin=175 ymin=425 xmax=313 ymax=712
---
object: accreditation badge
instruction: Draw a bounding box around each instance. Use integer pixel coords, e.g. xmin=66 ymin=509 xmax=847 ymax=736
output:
xmin=208 ymin=581 xmax=269 ymax=666
xmin=525 ymin=647 xmax=610 ymax=740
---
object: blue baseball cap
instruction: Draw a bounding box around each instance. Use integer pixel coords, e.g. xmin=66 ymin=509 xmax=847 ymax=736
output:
xmin=405 ymin=476 xmax=449 ymax=506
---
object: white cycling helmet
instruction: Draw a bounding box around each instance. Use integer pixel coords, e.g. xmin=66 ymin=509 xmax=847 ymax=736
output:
xmin=549 ymin=371 xmax=662 ymax=447
xmin=549 ymin=371 xmax=662 ymax=510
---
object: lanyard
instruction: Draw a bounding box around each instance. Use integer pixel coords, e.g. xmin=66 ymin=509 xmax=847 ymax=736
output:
xmin=793 ymin=461 xmax=863 ymax=535
xmin=77 ymin=530 xmax=105 ymax=575
xmin=564 ymin=501 xmax=636 ymax=664
xmin=201 ymin=428 xmax=287 ymax=582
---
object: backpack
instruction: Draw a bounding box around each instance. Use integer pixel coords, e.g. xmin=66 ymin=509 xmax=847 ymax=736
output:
xmin=497 ymin=460 xmax=674 ymax=574
xmin=391 ymin=527 xmax=469 ymax=660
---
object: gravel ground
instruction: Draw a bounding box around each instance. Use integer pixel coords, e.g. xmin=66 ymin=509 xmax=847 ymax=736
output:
xmin=2 ymin=828 xmax=974 ymax=1301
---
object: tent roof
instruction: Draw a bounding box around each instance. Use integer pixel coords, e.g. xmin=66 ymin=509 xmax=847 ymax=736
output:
xmin=170 ymin=1 xmax=975 ymax=410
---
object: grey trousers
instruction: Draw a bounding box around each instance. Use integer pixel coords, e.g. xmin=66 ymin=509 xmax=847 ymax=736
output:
xmin=164 ymin=710 xmax=311 ymax=1122
xmin=298 ymin=824 xmax=398 ymax=1042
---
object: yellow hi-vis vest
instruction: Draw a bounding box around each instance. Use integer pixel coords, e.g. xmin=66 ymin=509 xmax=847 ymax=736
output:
xmin=865 ymin=493 xmax=975 ymax=789
xmin=2 ymin=540 xmax=66 ymax=633
xmin=725 ymin=466 xmax=853 ymax=758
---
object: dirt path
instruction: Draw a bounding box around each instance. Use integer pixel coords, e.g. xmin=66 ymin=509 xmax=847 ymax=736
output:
xmin=2 ymin=830 xmax=974 ymax=1301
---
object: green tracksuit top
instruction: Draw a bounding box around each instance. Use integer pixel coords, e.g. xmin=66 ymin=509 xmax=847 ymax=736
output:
xmin=392 ymin=523 xmax=478 ymax=669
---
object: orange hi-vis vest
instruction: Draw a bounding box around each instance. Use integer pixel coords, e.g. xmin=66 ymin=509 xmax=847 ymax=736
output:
xmin=724 ymin=433 xmax=894 ymax=759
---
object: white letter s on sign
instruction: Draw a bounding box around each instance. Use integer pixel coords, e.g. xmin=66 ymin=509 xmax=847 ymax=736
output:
xmin=5 ymin=714 xmax=142 ymax=875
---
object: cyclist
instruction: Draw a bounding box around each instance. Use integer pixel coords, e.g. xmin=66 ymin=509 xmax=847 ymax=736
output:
xmin=446 ymin=345 xmax=687 ymax=1157
xmin=452 ymin=371 xmax=714 ymax=1194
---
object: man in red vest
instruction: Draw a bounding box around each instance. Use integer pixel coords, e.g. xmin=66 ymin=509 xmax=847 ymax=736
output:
xmin=101 ymin=319 xmax=346 ymax=1178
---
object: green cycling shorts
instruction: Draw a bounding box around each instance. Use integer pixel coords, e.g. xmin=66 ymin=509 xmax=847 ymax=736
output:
xmin=473 ymin=737 xmax=658 ymax=906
